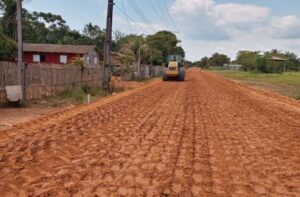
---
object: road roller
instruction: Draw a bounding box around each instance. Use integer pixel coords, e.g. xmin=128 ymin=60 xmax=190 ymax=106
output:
xmin=162 ymin=55 xmax=185 ymax=81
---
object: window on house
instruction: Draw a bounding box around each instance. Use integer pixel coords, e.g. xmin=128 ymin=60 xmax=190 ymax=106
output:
xmin=33 ymin=54 xmax=40 ymax=62
xmin=86 ymin=56 xmax=90 ymax=64
xmin=40 ymin=54 xmax=46 ymax=62
xmin=94 ymin=57 xmax=98 ymax=64
xmin=60 ymin=55 xmax=67 ymax=64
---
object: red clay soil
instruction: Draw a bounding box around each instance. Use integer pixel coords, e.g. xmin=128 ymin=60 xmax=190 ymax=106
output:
xmin=0 ymin=107 xmax=58 ymax=130
xmin=0 ymin=69 xmax=299 ymax=196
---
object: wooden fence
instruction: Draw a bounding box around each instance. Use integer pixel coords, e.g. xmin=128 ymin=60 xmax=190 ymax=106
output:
xmin=0 ymin=62 xmax=163 ymax=103
xmin=120 ymin=65 xmax=164 ymax=81
xmin=0 ymin=62 xmax=102 ymax=103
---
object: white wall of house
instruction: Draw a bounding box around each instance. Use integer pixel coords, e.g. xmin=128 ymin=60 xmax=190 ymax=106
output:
xmin=33 ymin=54 xmax=40 ymax=62
xmin=60 ymin=55 xmax=67 ymax=64
xmin=84 ymin=51 xmax=99 ymax=65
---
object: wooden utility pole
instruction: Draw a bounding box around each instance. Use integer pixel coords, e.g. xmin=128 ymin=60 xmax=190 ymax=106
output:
xmin=16 ymin=0 xmax=25 ymax=101
xmin=103 ymin=0 xmax=114 ymax=90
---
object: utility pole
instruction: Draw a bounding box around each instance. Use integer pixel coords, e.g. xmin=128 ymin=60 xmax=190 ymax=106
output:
xmin=103 ymin=0 xmax=114 ymax=90
xmin=16 ymin=0 xmax=25 ymax=102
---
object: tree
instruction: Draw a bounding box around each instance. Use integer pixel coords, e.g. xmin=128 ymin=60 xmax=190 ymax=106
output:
xmin=146 ymin=31 xmax=181 ymax=63
xmin=285 ymin=52 xmax=300 ymax=71
xmin=256 ymin=56 xmax=267 ymax=73
xmin=235 ymin=49 xmax=300 ymax=73
xmin=236 ymin=51 xmax=261 ymax=71
xmin=209 ymin=53 xmax=230 ymax=67
xmin=0 ymin=2 xmax=106 ymax=60
xmin=23 ymin=11 xmax=71 ymax=44
xmin=83 ymin=23 xmax=102 ymax=40
xmin=115 ymin=33 xmax=177 ymax=66
xmin=198 ymin=56 xmax=210 ymax=68
xmin=262 ymin=49 xmax=300 ymax=73
xmin=173 ymin=46 xmax=185 ymax=59
xmin=0 ymin=0 xmax=18 ymax=39
xmin=0 ymin=2 xmax=186 ymax=65
xmin=118 ymin=35 xmax=149 ymax=65
xmin=0 ymin=26 xmax=17 ymax=60
xmin=81 ymin=23 xmax=105 ymax=58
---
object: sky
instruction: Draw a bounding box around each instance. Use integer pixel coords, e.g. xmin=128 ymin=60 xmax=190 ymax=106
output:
xmin=24 ymin=0 xmax=300 ymax=61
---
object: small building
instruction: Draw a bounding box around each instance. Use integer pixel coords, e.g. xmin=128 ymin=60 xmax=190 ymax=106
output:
xmin=224 ymin=64 xmax=243 ymax=70
xmin=267 ymin=56 xmax=288 ymax=72
xmin=23 ymin=43 xmax=99 ymax=65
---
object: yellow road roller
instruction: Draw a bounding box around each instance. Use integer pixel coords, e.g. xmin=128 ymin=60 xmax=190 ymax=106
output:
xmin=162 ymin=55 xmax=185 ymax=81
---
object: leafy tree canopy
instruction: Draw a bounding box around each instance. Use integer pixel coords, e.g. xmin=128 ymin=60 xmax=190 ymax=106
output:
xmin=209 ymin=53 xmax=230 ymax=67
xmin=0 ymin=26 xmax=17 ymax=60
xmin=0 ymin=1 xmax=185 ymax=65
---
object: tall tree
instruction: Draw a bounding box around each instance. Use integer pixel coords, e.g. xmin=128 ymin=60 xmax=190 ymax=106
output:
xmin=197 ymin=56 xmax=210 ymax=68
xmin=146 ymin=31 xmax=181 ymax=62
xmin=236 ymin=51 xmax=261 ymax=71
xmin=0 ymin=0 xmax=18 ymax=39
xmin=0 ymin=26 xmax=17 ymax=60
xmin=209 ymin=53 xmax=230 ymax=67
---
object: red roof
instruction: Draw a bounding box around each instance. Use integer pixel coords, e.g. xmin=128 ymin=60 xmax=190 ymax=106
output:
xmin=23 ymin=43 xmax=96 ymax=54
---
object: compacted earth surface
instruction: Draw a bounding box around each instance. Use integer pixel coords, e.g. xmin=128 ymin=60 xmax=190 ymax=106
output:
xmin=0 ymin=107 xmax=58 ymax=130
xmin=0 ymin=77 xmax=151 ymax=130
xmin=0 ymin=69 xmax=299 ymax=196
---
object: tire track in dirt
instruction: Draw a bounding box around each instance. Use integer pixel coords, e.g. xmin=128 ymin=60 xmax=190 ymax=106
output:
xmin=0 ymin=68 xmax=299 ymax=196
xmin=191 ymin=70 xmax=300 ymax=196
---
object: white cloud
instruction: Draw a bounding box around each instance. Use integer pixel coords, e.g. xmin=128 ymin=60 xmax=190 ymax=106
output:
xmin=212 ymin=3 xmax=269 ymax=25
xmin=169 ymin=0 xmax=300 ymax=61
xmin=170 ymin=0 xmax=270 ymax=41
xmin=170 ymin=0 xmax=214 ymax=17
xmin=271 ymin=15 xmax=300 ymax=39
xmin=171 ymin=0 xmax=269 ymax=26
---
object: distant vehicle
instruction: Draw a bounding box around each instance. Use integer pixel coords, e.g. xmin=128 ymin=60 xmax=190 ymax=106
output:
xmin=162 ymin=55 xmax=185 ymax=81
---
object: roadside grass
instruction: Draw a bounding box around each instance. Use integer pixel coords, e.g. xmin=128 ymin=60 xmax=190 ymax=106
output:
xmin=129 ymin=76 xmax=153 ymax=83
xmin=30 ymin=86 xmax=111 ymax=107
xmin=206 ymin=66 xmax=226 ymax=71
xmin=210 ymin=70 xmax=300 ymax=100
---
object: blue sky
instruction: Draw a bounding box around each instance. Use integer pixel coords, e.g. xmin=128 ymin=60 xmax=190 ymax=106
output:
xmin=24 ymin=0 xmax=300 ymax=61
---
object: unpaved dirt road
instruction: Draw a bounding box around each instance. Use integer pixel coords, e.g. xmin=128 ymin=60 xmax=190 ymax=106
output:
xmin=0 ymin=69 xmax=299 ymax=196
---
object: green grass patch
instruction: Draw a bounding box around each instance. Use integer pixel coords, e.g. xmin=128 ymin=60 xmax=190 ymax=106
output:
xmin=210 ymin=70 xmax=300 ymax=100
xmin=38 ymin=86 xmax=110 ymax=107
xmin=206 ymin=66 xmax=225 ymax=71
xmin=56 ymin=88 xmax=86 ymax=102
xmin=129 ymin=77 xmax=152 ymax=83
xmin=81 ymin=85 xmax=109 ymax=97
xmin=211 ymin=70 xmax=300 ymax=85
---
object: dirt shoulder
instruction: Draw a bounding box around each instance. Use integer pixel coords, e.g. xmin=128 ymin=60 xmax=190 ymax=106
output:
xmin=0 ymin=77 xmax=159 ymax=131
xmin=0 ymin=107 xmax=60 ymax=130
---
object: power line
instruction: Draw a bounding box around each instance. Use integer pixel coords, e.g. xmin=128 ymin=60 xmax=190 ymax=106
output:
xmin=120 ymin=0 xmax=133 ymax=33
xmin=153 ymin=0 xmax=174 ymax=31
xmin=160 ymin=0 xmax=178 ymax=31
xmin=116 ymin=0 xmax=179 ymax=35
xmin=115 ymin=3 xmax=150 ymax=35
xmin=148 ymin=0 xmax=172 ymax=31
xmin=126 ymin=0 xmax=156 ymax=32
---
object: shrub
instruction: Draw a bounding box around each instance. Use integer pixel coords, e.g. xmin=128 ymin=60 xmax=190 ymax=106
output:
xmin=57 ymin=89 xmax=85 ymax=102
